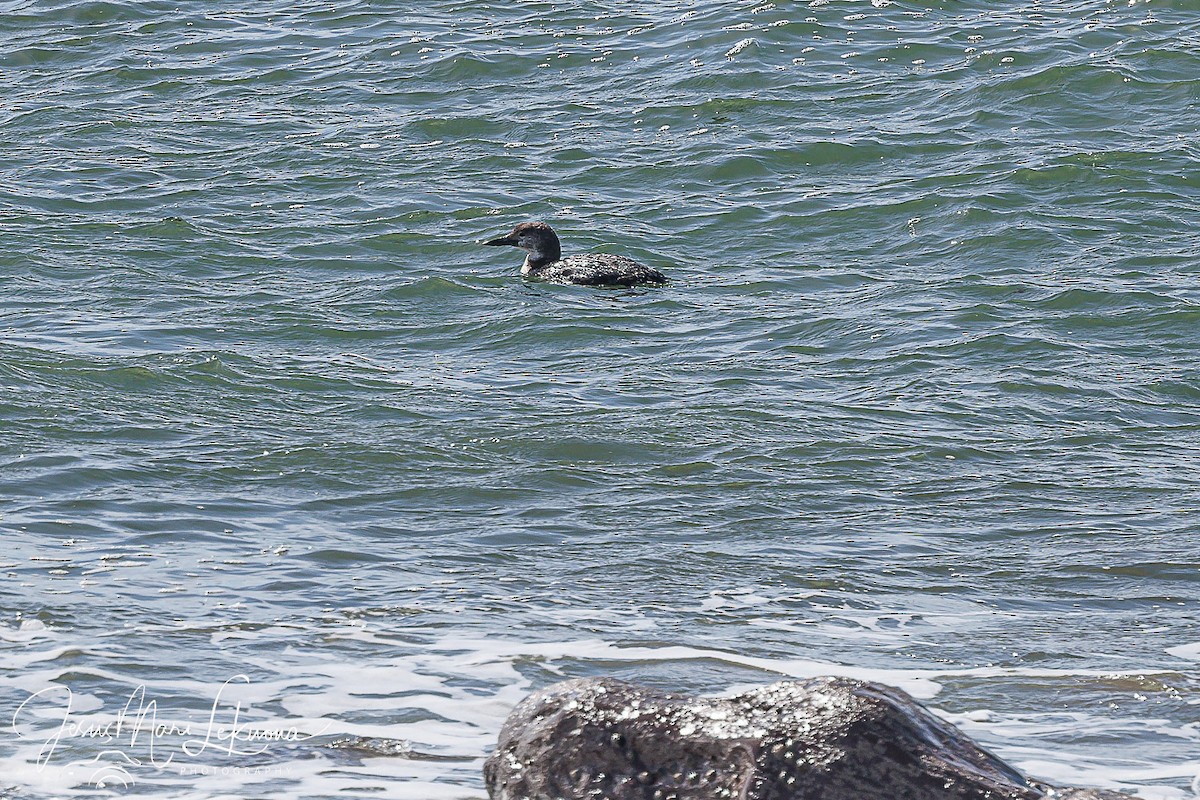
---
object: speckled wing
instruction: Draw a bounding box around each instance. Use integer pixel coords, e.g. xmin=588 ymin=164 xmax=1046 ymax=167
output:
xmin=539 ymin=255 xmax=668 ymax=287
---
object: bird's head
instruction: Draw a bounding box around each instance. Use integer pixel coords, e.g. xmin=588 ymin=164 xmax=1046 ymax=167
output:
xmin=482 ymin=222 xmax=560 ymax=255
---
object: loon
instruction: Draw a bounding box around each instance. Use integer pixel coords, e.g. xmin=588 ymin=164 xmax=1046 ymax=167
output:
xmin=482 ymin=222 xmax=667 ymax=287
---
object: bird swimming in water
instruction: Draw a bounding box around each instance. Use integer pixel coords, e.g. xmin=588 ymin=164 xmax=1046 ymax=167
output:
xmin=482 ymin=222 xmax=668 ymax=287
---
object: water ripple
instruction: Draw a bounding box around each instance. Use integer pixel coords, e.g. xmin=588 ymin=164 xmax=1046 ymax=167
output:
xmin=1 ymin=0 xmax=1198 ymax=797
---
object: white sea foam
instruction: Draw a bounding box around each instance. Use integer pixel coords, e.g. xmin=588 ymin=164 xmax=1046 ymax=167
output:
xmin=0 ymin=619 xmax=1192 ymax=799
xmin=1165 ymin=642 xmax=1200 ymax=662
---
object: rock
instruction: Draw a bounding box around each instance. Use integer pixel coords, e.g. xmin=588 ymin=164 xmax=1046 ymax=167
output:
xmin=484 ymin=677 xmax=1134 ymax=800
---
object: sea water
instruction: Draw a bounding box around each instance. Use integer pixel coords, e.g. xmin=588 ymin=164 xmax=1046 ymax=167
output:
xmin=1 ymin=1 xmax=1198 ymax=797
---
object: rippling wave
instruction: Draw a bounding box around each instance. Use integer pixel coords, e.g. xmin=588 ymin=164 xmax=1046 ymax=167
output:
xmin=1 ymin=0 xmax=1198 ymax=797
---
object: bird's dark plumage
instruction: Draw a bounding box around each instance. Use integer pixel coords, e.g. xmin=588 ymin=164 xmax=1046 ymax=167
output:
xmin=482 ymin=222 xmax=667 ymax=287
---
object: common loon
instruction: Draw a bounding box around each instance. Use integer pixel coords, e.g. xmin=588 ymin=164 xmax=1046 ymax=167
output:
xmin=482 ymin=222 xmax=668 ymax=287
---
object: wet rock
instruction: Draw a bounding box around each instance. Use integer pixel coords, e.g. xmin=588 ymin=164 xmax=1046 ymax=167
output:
xmin=484 ymin=677 xmax=1134 ymax=800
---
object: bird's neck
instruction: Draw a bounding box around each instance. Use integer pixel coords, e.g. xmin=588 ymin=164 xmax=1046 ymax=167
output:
xmin=522 ymin=241 xmax=560 ymax=272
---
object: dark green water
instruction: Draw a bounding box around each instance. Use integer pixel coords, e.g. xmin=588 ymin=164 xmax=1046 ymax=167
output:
xmin=1 ymin=1 xmax=1198 ymax=797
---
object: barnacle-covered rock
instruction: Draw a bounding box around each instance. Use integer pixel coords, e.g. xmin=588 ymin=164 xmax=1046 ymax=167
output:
xmin=484 ymin=677 xmax=1133 ymax=800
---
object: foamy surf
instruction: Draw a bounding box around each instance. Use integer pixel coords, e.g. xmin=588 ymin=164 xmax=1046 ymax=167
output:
xmin=1 ymin=621 xmax=1193 ymax=798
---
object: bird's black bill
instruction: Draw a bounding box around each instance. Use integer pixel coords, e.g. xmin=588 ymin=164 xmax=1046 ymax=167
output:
xmin=482 ymin=234 xmax=517 ymax=247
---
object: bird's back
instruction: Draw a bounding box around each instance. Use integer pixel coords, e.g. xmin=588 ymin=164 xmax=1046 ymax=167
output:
xmin=533 ymin=254 xmax=668 ymax=287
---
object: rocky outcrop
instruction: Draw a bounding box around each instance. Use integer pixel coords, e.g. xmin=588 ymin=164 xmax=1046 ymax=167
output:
xmin=484 ymin=677 xmax=1133 ymax=800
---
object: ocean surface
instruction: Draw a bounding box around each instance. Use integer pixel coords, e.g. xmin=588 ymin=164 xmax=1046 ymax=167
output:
xmin=1 ymin=0 xmax=1198 ymax=797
